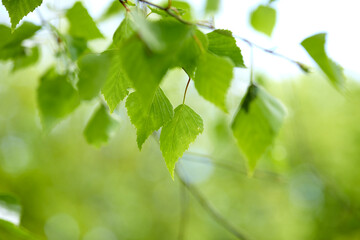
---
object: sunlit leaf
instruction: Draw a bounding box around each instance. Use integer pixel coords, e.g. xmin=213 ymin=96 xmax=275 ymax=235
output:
xmin=126 ymin=88 xmax=173 ymax=150
xmin=194 ymin=52 xmax=234 ymax=111
xmin=207 ymin=29 xmax=245 ymax=68
xmin=250 ymin=5 xmax=276 ymax=36
xmin=231 ymin=84 xmax=286 ymax=171
xmin=160 ymin=104 xmax=203 ymax=178
xmin=2 ymin=0 xmax=43 ymax=30
xmin=101 ymin=50 xmax=131 ymax=112
xmin=66 ymin=2 xmax=103 ymax=40
xmin=301 ymin=33 xmax=345 ymax=89
xmin=205 ymin=0 xmax=220 ymax=14
xmin=0 ymin=194 xmax=21 ymax=225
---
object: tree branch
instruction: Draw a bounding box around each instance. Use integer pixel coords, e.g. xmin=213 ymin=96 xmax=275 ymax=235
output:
xmin=176 ymin=169 xmax=250 ymax=240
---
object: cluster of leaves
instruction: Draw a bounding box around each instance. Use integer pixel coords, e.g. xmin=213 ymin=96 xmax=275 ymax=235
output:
xmin=0 ymin=0 xmax=346 ymax=180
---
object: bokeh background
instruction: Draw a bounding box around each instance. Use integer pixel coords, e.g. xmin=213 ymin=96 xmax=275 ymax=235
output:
xmin=1 ymin=0 xmax=360 ymax=239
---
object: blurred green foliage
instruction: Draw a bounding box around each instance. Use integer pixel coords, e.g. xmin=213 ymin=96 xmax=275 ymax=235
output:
xmin=1 ymin=63 xmax=360 ymax=239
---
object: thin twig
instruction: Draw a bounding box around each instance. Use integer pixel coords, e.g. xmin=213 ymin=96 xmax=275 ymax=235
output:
xmin=136 ymin=0 xmax=308 ymax=71
xmin=119 ymin=0 xmax=130 ymax=12
xmin=176 ymin=169 xmax=250 ymax=240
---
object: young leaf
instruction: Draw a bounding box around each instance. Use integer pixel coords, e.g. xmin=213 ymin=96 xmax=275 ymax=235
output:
xmin=301 ymin=33 xmax=345 ymax=89
xmin=66 ymin=2 xmax=103 ymax=40
xmin=207 ymin=29 xmax=245 ymax=68
xmin=205 ymin=0 xmax=220 ymax=14
xmin=101 ymin=50 xmax=131 ymax=112
xmin=194 ymin=52 xmax=234 ymax=111
xmin=64 ymin=35 xmax=89 ymax=61
xmin=119 ymin=35 xmax=172 ymax=101
xmin=37 ymin=68 xmax=80 ymax=132
xmin=0 ymin=220 xmax=37 ymax=240
xmin=250 ymin=5 xmax=277 ymax=36
xmin=84 ymin=105 xmax=118 ymax=147
xmin=160 ymin=104 xmax=203 ymax=178
xmin=2 ymin=0 xmax=43 ymax=30
xmin=77 ymin=52 xmax=112 ymax=100
xmin=126 ymin=88 xmax=173 ymax=150
xmin=231 ymin=84 xmax=286 ymax=171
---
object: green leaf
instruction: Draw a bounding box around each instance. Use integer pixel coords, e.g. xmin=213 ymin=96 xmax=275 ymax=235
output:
xmin=66 ymin=2 xmax=103 ymax=40
xmin=0 ymin=194 xmax=21 ymax=225
xmin=119 ymin=35 xmax=172 ymax=101
xmin=77 ymin=52 xmax=112 ymax=100
xmin=1 ymin=0 xmax=43 ymax=30
xmin=194 ymin=51 xmax=234 ymax=111
xmin=0 ymin=22 xmax=40 ymax=60
xmin=37 ymin=68 xmax=80 ymax=132
xmin=0 ymin=220 xmax=37 ymax=240
xmin=64 ymin=35 xmax=89 ymax=61
xmin=132 ymin=12 xmax=193 ymax=53
xmin=101 ymin=50 xmax=131 ymax=112
xmin=175 ymin=29 xmax=208 ymax=78
xmin=207 ymin=29 xmax=245 ymax=68
xmin=99 ymin=0 xmax=124 ymax=21
xmin=112 ymin=15 xmax=135 ymax=48
xmin=301 ymin=33 xmax=345 ymax=89
xmin=84 ymin=105 xmax=118 ymax=147
xmin=160 ymin=104 xmax=203 ymax=178
xmin=12 ymin=46 xmax=39 ymax=72
xmin=126 ymin=88 xmax=173 ymax=150
xmin=231 ymin=84 xmax=286 ymax=171
xmin=205 ymin=0 xmax=220 ymax=14
xmin=250 ymin=5 xmax=276 ymax=36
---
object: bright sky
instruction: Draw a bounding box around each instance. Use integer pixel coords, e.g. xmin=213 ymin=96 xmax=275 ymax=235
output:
xmin=0 ymin=0 xmax=359 ymax=80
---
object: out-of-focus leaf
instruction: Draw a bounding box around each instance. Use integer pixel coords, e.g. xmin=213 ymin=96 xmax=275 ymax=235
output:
xmin=66 ymin=2 xmax=103 ymax=40
xmin=99 ymin=0 xmax=124 ymax=21
xmin=119 ymin=35 xmax=172 ymax=102
xmin=1 ymin=0 xmax=43 ymax=30
xmin=12 ymin=46 xmax=39 ymax=72
xmin=205 ymin=0 xmax=220 ymax=14
xmin=77 ymin=52 xmax=112 ymax=100
xmin=250 ymin=5 xmax=276 ymax=36
xmin=126 ymin=88 xmax=173 ymax=150
xmin=194 ymin=52 xmax=234 ymax=111
xmin=0 ymin=22 xmax=40 ymax=60
xmin=160 ymin=104 xmax=203 ymax=178
xmin=301 ymin=33 xmax=345 ymax=89
xmin=0 ymin=220 xmax=37 ymax=240
xmin=0 ymin=194 xmax=21 ymax=225
xmin=175 ymin=29 xmax=208 ymax=78
xmin=64 ymin=35 xmax=89 ymax=61
xmin=132 ymin=12 xmax=193 ymax=53
xmin=37 ymin=68 xmax=80 ymax=132
xmin=101 ymin=50 xmax=131 ymax=112
xmin=207 ymin=29 xmax=245 ymax=68
xmin=231 ymin=84 xmax=286 ymax=171
xmin=112 ymin=15 xmax=135 ymax=47
xmin=83 ymin=105 xmax=118 ymax=147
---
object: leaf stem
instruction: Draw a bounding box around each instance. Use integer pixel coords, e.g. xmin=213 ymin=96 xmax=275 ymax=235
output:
xmin=235 ymin=35 xmax=310 ymax=73
xmin=119 ymin=0 xmax=130 ymax=12
xmin=183 ymin=76 xmax=191 ymax=104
